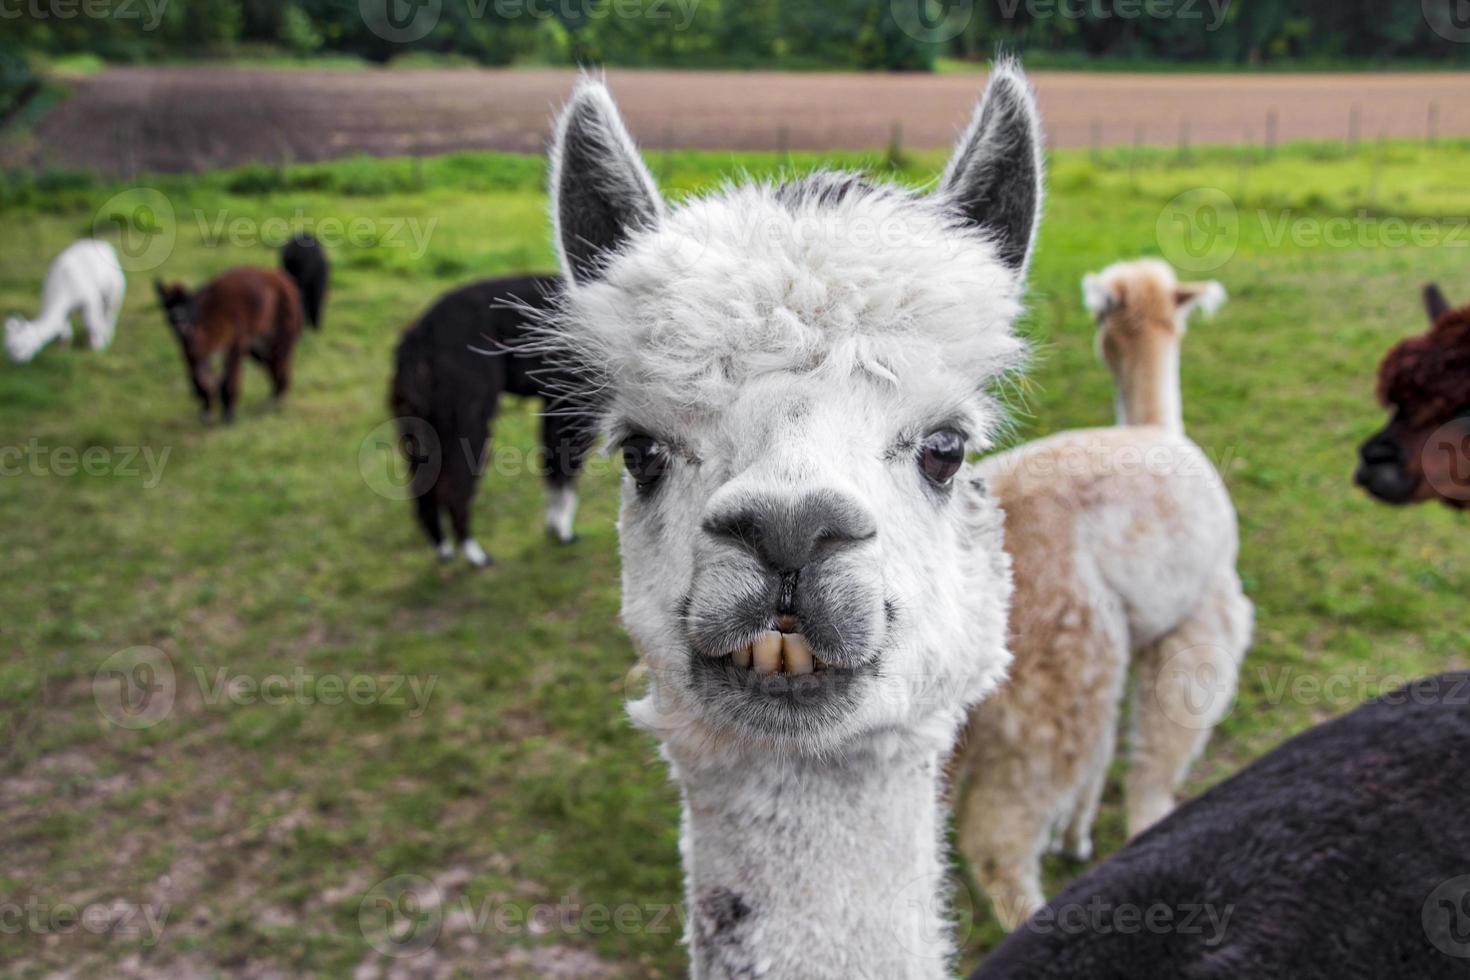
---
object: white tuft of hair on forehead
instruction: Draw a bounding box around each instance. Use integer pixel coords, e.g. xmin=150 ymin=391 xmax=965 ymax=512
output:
xmin=542 ymin=173 xmax=1027 ymax=444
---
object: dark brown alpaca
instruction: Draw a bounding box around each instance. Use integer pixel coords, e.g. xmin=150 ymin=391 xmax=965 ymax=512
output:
xmin=155 ymin=268 xmax=304 ymax=423
xmin=1356 ymin=284 xmax=1470 ymax=507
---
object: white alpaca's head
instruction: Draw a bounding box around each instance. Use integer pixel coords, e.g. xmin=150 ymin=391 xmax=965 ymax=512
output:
xmin=546 ymin=64 xmax=1045 ymax=761
xmin=5 ymin=315 xmax=37 ymax=364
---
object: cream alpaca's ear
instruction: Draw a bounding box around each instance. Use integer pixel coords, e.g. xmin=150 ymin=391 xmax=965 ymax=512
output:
xmin=1176 ymin=280 xmax=1226 ymax=320
xmin=549 ymin=76 xmax=665 ymax=285
xmin=939 ymin=57 xmax=1045 ymax=278
xmin=1081 ymin=273 xmax=1116 ymax=320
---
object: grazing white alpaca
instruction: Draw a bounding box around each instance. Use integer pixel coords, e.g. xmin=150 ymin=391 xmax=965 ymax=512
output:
xmin=543 ymin=63 xmax=1044 ymax=979
xmin=954 ymin=258 xmax=1252 ymax=929
xmin=4 ymin=239 xmax=125 ymax=364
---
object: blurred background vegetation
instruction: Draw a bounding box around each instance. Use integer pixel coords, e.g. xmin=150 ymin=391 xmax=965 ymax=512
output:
xmin=5 ymin=0 xmax=1469 ymax=122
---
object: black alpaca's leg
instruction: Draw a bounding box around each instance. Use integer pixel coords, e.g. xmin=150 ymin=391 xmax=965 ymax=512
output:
xmin=398 ymin=417 xmax=450 ymax=561
xmin=415 ymin=489 xmax=450 ymax=561
xmin=308 ymin=280 xmax=325 ymax=330
xmin=540 ymin=412 xmax=591 ymax=544
xmin=444 ymin=435 xmax=490 ymax=568
xmin=444 ymin=484 xmax=488 ymax=568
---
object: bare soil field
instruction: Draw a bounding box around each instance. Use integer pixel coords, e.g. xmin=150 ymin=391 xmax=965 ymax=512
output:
xmin=9 ymin=65 xmax=1470 ymax=175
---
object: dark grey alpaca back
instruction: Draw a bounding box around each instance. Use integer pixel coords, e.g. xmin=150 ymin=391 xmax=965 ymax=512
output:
xmin=281 ymin=234 xmax=329 ymax=329
xmin=971 ymin=673 xmax=1470 ymax=980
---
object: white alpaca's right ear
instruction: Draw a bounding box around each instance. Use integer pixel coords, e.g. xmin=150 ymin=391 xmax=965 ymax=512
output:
xmin=550 ymin=77 xmax=665 ymax=285
xmin=939 ymin=58 xmax=1045 ymax=279
xmin=1081 ymin=273 xmax=1116 ymax=320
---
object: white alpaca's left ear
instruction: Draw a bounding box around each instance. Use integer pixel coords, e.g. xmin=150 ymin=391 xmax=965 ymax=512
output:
xmin=1176 ymin=280 xmax=1226 ymax=320
xmin=549 ymin=76 xmax=665 ymax=285
xmin=939 ymin=58 xmax=1045 ymax=278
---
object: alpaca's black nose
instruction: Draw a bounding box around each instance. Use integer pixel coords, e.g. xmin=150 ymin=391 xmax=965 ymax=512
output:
xmin=1358 ymin=430 xmax=1403 ymax=465
xmin=703 ymin=490 xmax=876 ymax=573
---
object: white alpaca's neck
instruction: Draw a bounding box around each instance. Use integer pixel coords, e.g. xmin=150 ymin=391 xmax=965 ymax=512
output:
xmin=1115 ymin=340 xmax=1183 ymax=433
xmin=673 ymin=736 xmax=953 ymax=980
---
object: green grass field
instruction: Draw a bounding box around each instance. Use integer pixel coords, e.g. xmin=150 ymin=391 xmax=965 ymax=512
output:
xmin=3 ymin=138 xmax=1468 ymax=977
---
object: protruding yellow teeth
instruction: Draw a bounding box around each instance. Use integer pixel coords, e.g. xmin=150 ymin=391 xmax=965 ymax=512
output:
xmin=730 ymin=631 xmax=824 ymax=675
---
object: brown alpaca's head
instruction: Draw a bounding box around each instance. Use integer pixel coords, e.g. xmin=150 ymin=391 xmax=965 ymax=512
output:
xmin=154 ymin=280 xmax=195 ymax=341
xmin=1356 ymin=284 xmax=1470 ymax=508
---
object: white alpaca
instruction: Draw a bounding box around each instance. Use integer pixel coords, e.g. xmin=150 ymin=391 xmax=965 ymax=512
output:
xmin=4 ymin=239 xmax=125 ymax=364
xmin=542 ymin=63 xmax=1045 ymax=979
xmin=954 ymin=258 xmax=1252 ymax=929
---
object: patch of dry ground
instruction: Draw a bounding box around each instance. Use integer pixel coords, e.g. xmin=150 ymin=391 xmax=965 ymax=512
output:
xmin=10 ymin=66 xmax=1470 ymax=175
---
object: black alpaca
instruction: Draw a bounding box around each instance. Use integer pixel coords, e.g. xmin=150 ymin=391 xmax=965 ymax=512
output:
xmin=389 ymin=274 xmax=590 ymax=567
xmin=970 ymin=672 xmax=1470 ymax=980
xmin=281 ymin=233 xmax=329 ymax=330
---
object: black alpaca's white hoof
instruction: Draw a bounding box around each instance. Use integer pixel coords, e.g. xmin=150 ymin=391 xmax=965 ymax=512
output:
xmin=436 ymin=540 xmax=455 ymax=563
xmin=462 ymin=539 xmax=492 ymax=569
xmin=544 ymin=488 xmax=578 ymax=546
xmin=546 ymin=526 xmax=579 ymax=545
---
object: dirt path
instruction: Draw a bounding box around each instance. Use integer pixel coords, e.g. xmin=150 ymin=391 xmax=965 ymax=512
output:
xmin=11 ymin=65 xmax=1470 ymax=175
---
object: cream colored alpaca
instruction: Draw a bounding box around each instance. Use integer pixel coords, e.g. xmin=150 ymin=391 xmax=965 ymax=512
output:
xmin=954 ymin=259 xmax=1253 ymax=929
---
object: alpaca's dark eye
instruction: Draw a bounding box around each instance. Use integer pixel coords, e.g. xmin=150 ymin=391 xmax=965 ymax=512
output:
xmin=919 ymin=429 xmax=965 ymax=485
xmin=622 ymin=434 xmax=669 ymax=489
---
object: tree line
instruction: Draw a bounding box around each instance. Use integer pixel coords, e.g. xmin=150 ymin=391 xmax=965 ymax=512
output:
xmin=5 ymin=0 xmax=1467 ymax=118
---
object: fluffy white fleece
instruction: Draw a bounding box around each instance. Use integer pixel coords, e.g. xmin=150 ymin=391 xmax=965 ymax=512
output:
xmin=545 ymin=173 xmax=1026 ymax=448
